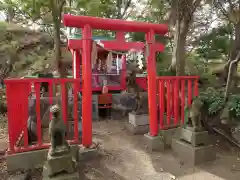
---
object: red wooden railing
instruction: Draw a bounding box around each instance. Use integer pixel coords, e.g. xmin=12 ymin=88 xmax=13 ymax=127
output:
xmin=5 ymin=78 xmax=80 ymax=155
xmin=157 ymin=76 xmax=199 ymax=131
xmin=5 ymin=76 xmax=199 ymax=154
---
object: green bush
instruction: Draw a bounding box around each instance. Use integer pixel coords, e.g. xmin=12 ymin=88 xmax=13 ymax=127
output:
xmin=197 ymin=88 xmax=240 ymax=120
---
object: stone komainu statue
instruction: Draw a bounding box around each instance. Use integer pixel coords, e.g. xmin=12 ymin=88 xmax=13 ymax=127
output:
xmin=49 ymin=104 xmax=70 ymax=156
xmin=125 ymin=69 xmax=147 ymax=115
xmin=187 ymin=97 xmax=204 ymax=131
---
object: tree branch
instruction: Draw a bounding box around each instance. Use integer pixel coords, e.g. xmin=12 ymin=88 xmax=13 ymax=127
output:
xmin=224 ymin=51 xmax=240 ymax=102
xmin=227 ymin=0 xmax=234 ymax=11
xmin=120 ymin=0 xmax=132 ymax=19
xmin=214 ymin=0 xmax=231 ymax=21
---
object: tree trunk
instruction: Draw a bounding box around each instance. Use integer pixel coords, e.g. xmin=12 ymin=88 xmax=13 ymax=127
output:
xmin=169 ymin=0 xmax=201 ymax=76
xmin=224 ymin=22 xmax=240 ymax=101
xmin=6 ymin=6 xmax=14 ymax=23
xmin=170 ymin=19 xmax=188 ymax=76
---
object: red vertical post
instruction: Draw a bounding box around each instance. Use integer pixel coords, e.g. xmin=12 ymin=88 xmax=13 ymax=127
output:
xmin=20 ymin=82 xmax=29 ymax=149
xmin=82 ymin=25 xmax=92 ymax=147
xmin=72 ymin=50 xmax=75 ymax=77
xmin=146 ymin=30 xmax=158 ymax=136
xmin=35 ymin=82 xmax=42 ymax=146
xmin=5 ymin=83 xmax=15 ymax=154
xmin=48 ymin=82 xmax=53 ymax=120
xmin=181 ymin=80 xmax=185 ymax=124
xmin=174 ymin=79 xmax=179 ymax=125
xmin=171 ymin=81 xmax=174 ymax=117
xmin=166 ymin=80 xmax=171 ymax=126
xmin=116 ymin=31 xmax=125 ymax=42
xmin=159 ymin=80 xmax=164 ymax=129
xmin=188 ymin=79 xmax=192 ymax=106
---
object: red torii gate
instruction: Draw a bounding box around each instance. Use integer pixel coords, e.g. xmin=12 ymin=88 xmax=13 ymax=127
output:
xmin=63 ymin=14 xmax=168 ymax=147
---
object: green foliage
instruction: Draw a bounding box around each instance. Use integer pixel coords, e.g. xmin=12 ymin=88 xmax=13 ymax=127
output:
xmin=195 ymin=24 xmax=233 ymax=61
xmin=197 ymin=87 xmax=240 ymax=120
xmin=198 ymin=87 xmax=225 ymax=115
xmin=228 ymin=94 xmax=240 ymax=118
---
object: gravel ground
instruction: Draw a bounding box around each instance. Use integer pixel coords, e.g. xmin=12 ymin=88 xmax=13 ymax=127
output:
xmin=1 ymin=119 xmax=240 ymax=180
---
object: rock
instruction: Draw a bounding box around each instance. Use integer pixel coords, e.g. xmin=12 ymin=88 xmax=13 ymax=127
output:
xmin=232 ymin=125 xmax=240 ymax=143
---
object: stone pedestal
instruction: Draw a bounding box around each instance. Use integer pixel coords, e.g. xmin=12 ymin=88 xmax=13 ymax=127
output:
xmin=159 ymin=127 xmax=180 ymax=148
xmin=172 ymin=127 xmax=215 ymax=165
xmin=42 ymin=151 xmax=79 ymax=180
xmin=144 ymin=133 xmax=164 ymax=151
xmin=172 ymin=139 xmax=215 ymax=165
xmin=42 ymin=170 xmax=79 ymax=180
xmin=180 ymin=128 xmax=209 ymax=147
xmin=125 ymin=113 xmax=149 ymax=134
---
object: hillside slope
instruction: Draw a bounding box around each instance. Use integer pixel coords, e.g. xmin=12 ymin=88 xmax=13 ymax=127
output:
xmin=0 ymin=22 xmax=71 ymax=78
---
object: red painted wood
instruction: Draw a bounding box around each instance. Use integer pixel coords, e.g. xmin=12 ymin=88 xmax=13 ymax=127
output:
xmin=135 ymin=77 xmax=147 ymax=90
xmin=63 ymin=14 xmax=168 ymax=34
xmin=81 ymin=25 xmax=92 ymax=147
xmin=68 ymin=39 xmax=165 ymax=52
xmin=34 ymin=83 xmax=42 ymax=146
xmin=159 ymin=80 xmax=164 ymax=129
xmin=188 ymin=80 xmax=192 ymax=107
xmin=181 ymin=80 xmax=185 ymax=124
xmin=4 ymin=78 xmax=81 ymax=154
xmin=174 ymin=80 xmax=179 ymax=125
xmin=146 ymin=31 xmax=158 ymax=136
xmin=166 ymin=80 xmax=171 ymax=126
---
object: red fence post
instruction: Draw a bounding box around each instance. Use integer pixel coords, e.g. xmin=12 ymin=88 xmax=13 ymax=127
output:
xmin=187 ymin=79 xmax=192 ymax=106
xmin=159 ymin=80 xmax=164 ymax=129
xmin=174 ymin=79 xmax=179 ymax=125
xmin=146 ymin=30 xmax=158 ymax=136
xmin=82 ymin=25 xmax=93 ymax=147
xmin=61 ymin=81 xmax=68 ymax=125
xmin=181 ymin=79 xmax=185 ymax=124
xmin=5 ymin=83 xmax=15 ymax=154
xmin=166 ymin=80 xmax=171 ymax=126
xmin=34 ymin=82 xmax=42 ymax=146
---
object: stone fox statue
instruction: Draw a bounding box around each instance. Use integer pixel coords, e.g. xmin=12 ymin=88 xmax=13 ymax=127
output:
xmin=187 ymin=97 xmax=204 ymax=131
xmin=49 ymin=104 xmax=70 ymax=156
xmin=125 ymin=70 xmax=146 ymax=114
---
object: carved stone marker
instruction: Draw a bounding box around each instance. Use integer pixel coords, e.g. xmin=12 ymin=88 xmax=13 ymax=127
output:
xmin=42 ymin=104 xmax=79 ymax=180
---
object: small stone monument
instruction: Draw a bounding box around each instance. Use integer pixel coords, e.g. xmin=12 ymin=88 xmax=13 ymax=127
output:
xmin=42 ymin=104 xmax=79 ymax=180
xmin=127 ymin=111 xmax=149 ymax=134
xmin=172 ymin=97 xmax=216 ymax=165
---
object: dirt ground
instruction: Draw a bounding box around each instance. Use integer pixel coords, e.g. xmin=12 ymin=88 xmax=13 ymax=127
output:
xmin=1 ymin=119 xmax=240 ymax=180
